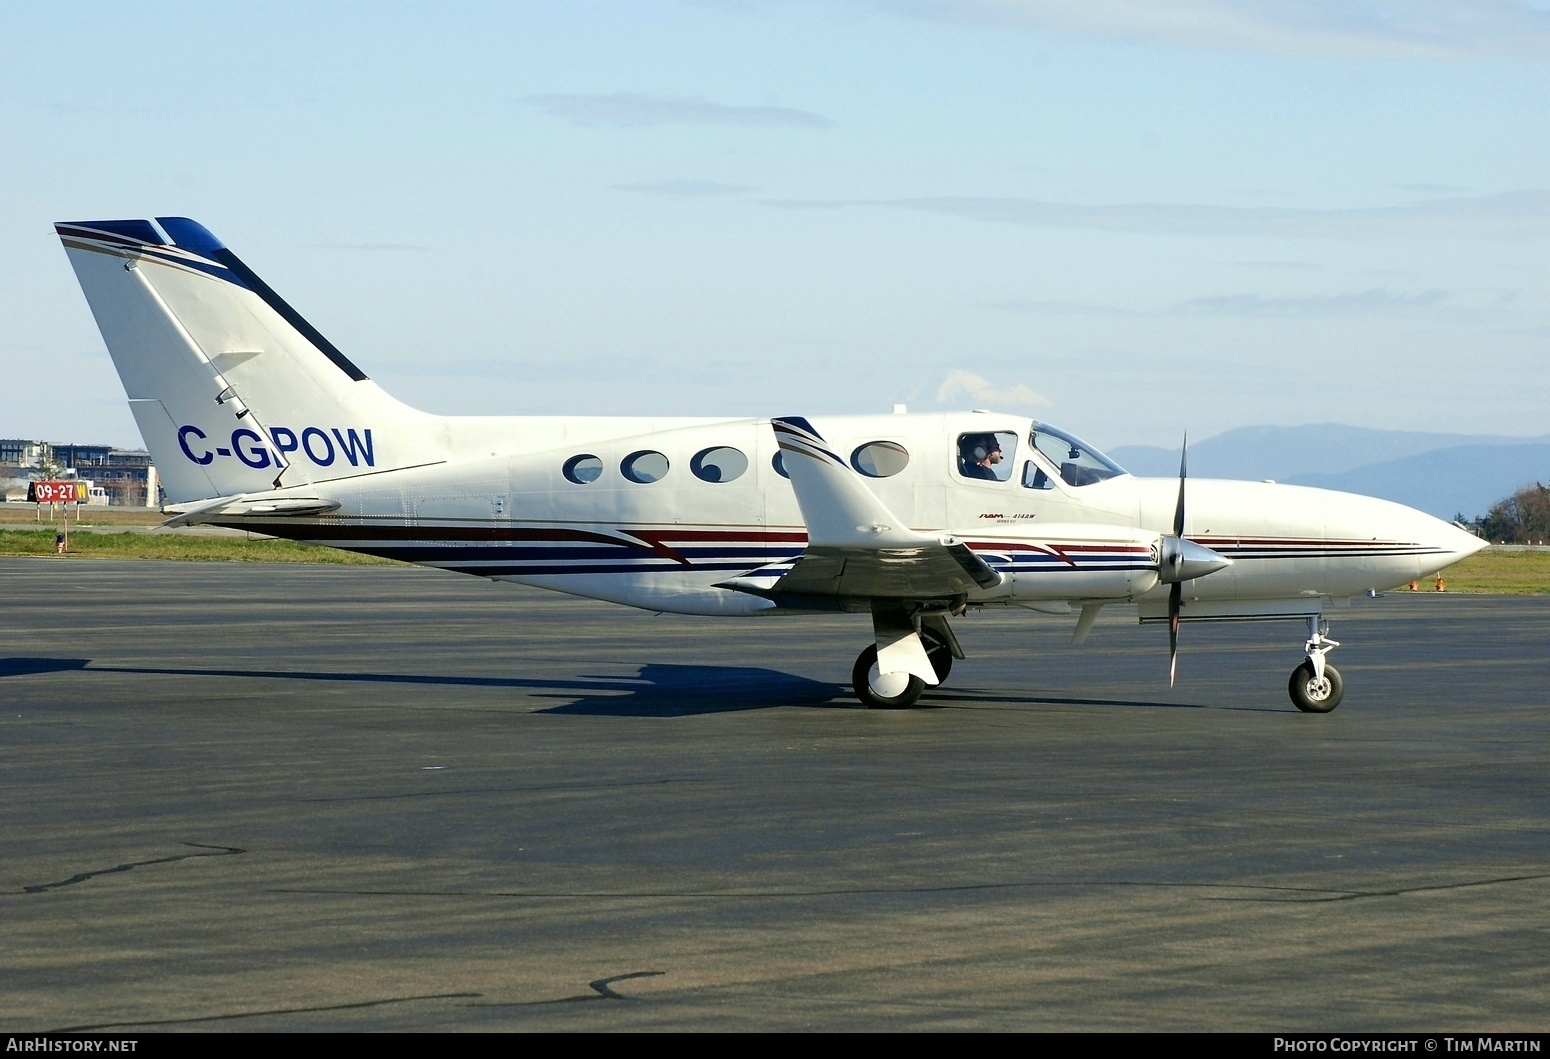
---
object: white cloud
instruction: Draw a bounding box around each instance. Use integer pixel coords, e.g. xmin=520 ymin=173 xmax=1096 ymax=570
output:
xmin=878 ymin=0 xmax=1550 ymax=61
xmin=613 ymin=180 xmax=753 ymax=197
xmin=1231 ymin=260 xmax=1325 ymax=272
xmin=989 ymin=288 xmax=1455 ymax=318
xmin=1174 ymin=288 xmax=1448 ymax=316
xmin=935 ymin=370 xmax=1051 ymax=408
xmin=307 ymin=242 xmax=430 ymax=252
xmin=771 ymin=190 xmax=1550 ymax=241
xmin=527 ymin=93 xmax=832 ymax=129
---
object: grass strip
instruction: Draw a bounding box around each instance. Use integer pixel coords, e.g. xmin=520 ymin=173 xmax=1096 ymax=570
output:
xmin=0 ymin=528 xmax=402 ymax=566
xmin=1419 ymin=548 xmax=1550 ymax=595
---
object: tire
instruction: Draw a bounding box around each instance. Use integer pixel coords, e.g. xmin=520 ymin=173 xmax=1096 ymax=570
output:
xmin=1289 ymin=660 xmax=1344 ymax=713
xmin=852 ymin=644 xmax=926 ymax=709
xmin=921 ymin=630 xmax=954 ymax=684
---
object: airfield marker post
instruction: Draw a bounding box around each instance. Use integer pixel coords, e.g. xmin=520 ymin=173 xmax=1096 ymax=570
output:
xmin=30 ymin=481 xmax=82 ymax=552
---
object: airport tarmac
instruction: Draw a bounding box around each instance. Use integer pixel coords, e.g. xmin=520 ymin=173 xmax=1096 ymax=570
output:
xmin=2 ymin=557 xmax=1546 ymax=1031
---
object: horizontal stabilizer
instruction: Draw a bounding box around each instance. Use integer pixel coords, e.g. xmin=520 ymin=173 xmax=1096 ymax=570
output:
xmin=163 ymin=493 xmax=341 ymax=528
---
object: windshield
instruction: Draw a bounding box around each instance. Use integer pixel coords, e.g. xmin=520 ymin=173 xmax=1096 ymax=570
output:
xmin=1029 ymin=423 xmax=1127 ymax=487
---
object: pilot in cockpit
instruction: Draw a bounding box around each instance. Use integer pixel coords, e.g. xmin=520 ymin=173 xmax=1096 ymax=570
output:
xmin=958 ymin=433 xmax=1004 ymax=480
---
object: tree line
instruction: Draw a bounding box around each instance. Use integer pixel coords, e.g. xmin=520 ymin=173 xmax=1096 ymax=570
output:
xmin=1477 ymin=482 xmax=1550 ymax=544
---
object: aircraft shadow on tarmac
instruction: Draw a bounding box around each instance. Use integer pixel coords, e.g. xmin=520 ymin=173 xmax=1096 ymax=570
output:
xmin=0 ymin=657 xmax=91 ymax=677
xmin=529 ymin=664 xmax=849 ymax=716
xmin=924 ymin=689 xmax=1282 ymax=713
xmin=0 ymin=657 xmax=848 ymax=717
xmin=1 ymin=656 xmax=1264 ymax=714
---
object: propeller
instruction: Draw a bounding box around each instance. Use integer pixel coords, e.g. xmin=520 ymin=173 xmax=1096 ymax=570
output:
xmin=1169 ymin=434 xmax=1186 ymax=686
xmin=1154 ymin=434 xmax=1231 ymax=687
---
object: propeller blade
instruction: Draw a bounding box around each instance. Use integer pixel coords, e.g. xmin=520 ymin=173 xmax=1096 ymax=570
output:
xmin=1173 ymin=432 xmax=1188 ymax=538
xmin=1168 ymin=581 xmax=1182 ymax=687
xmin=1168 ymin=432 xmax=1187 ymax=686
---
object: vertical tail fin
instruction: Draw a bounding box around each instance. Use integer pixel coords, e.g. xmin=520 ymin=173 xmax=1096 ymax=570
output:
xmin=56 ymin=218 xmax=435 ymax=502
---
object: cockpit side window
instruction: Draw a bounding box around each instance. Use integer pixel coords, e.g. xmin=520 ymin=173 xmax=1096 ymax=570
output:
xmin=956 ymin=431 xmax=1019 ymax=483
xmin=1029 ymin=424 xmax=1126 ymax=487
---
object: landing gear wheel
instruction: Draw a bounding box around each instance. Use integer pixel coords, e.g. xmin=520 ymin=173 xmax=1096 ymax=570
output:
xmin=921 ymin=630 xmax=953 ymax=684
xmin=1289 ymin=661 xmax=1344 ymax=713
xmin=852 ymin=644 xmax=926 ymax=710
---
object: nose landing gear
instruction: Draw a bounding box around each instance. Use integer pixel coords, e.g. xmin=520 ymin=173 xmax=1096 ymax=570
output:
xmin=1289 ymin=616 xmax=1343 ymax=713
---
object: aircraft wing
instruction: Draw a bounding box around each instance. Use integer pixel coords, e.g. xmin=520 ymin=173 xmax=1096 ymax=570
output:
xmin=716 ymin=417 xmax=1002 ymax=604
xmin=723 ymin=541 xmax=999 ymax=602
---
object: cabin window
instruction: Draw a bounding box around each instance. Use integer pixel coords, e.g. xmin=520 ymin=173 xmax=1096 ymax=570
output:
xmin=621 ymin=450 xmax=670 ymax=484
xmin=955 ymin=431 xmax=1019 ymax=483
xmin=772 ymin=452 xmax=790 ymax=479
xmin=850 ymin=441 xmax=910 ymax=478
xmin=563 ymin=454 xmax=603 ymax=484
xmin=1022 ymin=461 xmax=1053 ymax=490
xmin=691 ymin=446 xmax=748 ymax=484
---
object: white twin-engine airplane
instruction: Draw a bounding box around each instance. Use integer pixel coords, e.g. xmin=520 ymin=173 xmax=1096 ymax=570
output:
xmin=56 ymin=217 xmax=1487 ymax=712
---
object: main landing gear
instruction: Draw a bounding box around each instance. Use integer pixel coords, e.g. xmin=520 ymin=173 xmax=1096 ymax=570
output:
xmin=852 ymin=626 xmax=955 ymax=710
xmin=1289 ymin=616 xmax=1343 ymax=713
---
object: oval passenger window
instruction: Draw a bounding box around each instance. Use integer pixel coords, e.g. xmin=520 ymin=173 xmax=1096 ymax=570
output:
xmin=772 ymin=452 xmax=790 ymax=479
xmin=691 ymin=446 xmax=748 ymax=484
xmin=621 ymin=450 xmax=670 ymax=484
xmin=851 ymin=441 xmax=910 ymax=478
xmin=563 ymin=454 xmax=603 ymax=484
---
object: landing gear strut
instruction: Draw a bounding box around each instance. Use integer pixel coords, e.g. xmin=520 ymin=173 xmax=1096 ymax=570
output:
xmin=1289 ymin=616 xmax=1343 ymax=713
xmin=922 ymin=627 xmax=953 ymax=684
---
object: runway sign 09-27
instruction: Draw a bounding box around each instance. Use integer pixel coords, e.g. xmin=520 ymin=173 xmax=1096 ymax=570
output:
xmin=28 ymin=481 xmax=87 ymax=504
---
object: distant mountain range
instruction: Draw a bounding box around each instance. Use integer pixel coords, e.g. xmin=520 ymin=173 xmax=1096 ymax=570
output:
xmin=1108 ymin=424 xmax=1550 ymax=520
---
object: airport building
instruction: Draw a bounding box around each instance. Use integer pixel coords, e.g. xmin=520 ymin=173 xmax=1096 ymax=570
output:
xmin=0 ymin=438 xmax=161 ymax=507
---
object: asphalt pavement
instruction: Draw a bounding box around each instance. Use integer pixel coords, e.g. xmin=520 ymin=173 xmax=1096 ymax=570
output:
xmin=2 ymin=558 xmax=1546 ymax=1031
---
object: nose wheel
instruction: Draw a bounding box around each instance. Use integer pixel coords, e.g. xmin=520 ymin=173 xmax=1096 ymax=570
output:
xmin=1289 ymin=659 xmax=1343 ymax=712
xmin=1290 ymin=616 xmax=1344 ymax=712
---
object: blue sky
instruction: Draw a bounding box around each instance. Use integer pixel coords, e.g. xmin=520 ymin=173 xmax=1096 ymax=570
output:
xmin=2 ymin=1 xmax=1547 ymax=450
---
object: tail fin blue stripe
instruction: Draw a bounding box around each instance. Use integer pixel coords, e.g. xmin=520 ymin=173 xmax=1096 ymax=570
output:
xmin=157 ymin=217 xmax=368 ymax=383
xmin=210 ymin=247 xmax=369 ymax=382
xmin=156 ymin=216 xmax=225 ymax=257
xmin=58 ymin=219 xmax=165 ymax=246
xmin=59 ymin=216 xmax=369 ymax=384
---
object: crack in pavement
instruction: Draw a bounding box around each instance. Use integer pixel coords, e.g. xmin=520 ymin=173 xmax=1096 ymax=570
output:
xmin=17 ymin=843 xmax=246 ymax=895
xmin=1209 ymin=870 xmax=1550 ymax=903
xmin=268 ymin=870 xmax=1550 ymax=904
xmin=296 ymin=777 xmax=690 ymax=803
xmin=468 ymin=972 xmax=666 ymax=1008
xmin=269 ymin=880 xmax=1357 ymax=900
xmin=46 ymin=992 xmax=482 ymax=1031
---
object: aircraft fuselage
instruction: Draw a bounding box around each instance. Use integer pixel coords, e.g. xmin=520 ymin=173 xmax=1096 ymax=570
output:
xmin=216 ymin=410 xmax=1482 ymax=619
